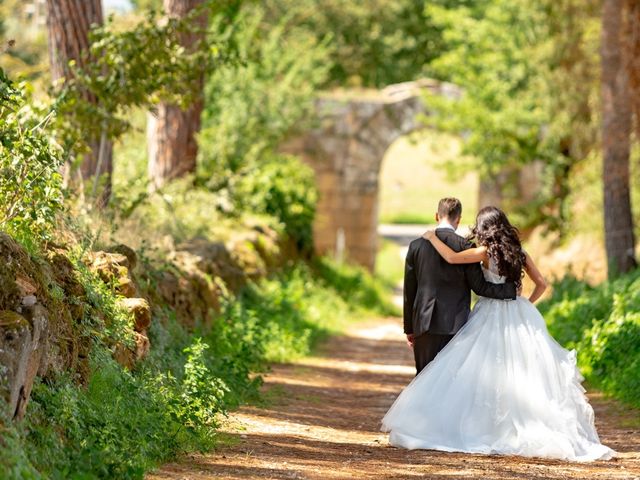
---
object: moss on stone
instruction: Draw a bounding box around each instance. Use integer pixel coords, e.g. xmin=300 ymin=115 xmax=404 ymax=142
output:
xmin=0 ymin=311 xmax=28 ymax=329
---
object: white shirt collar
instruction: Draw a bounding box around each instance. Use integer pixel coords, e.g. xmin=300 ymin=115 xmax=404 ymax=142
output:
xmin=436 ymin=220 xmax=455 ymax=231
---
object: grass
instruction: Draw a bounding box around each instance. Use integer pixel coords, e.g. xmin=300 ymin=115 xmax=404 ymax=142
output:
xmin=378 ymin=131 xmax=478 ymax=226
xmin=375 ymin=239 xmax=405 ymax=289
xmin=380 ymin=213 xmax=433 ymax=225
xmin=1 ymin=257 xmax=395 ymax=479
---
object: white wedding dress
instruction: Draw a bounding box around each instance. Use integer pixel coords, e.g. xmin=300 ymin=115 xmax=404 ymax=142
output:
xmin=381 ymin=261 xmax=615 ymax=462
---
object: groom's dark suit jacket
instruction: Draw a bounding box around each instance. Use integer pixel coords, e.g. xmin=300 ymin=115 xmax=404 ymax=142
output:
xmin=404 ymin=228 xmax=517 ymax=337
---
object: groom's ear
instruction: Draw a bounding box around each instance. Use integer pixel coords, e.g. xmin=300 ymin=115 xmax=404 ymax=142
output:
xmin=435 ymin=212 xmax=440 ymax=223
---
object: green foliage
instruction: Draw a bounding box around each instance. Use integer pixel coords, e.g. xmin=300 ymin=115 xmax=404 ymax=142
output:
xmin=261 ymin=0 xmax=465 ymax=87
xmin=313 ymin=257 xmax=399 ymax=317
xmin=130 ymin=0 xmax=163 ymax=11
xmin=176 ymin=339 xmax=229 ymax=430
xmin=111 ymin=176 xmax=281 ymax=248
xmin=232 ymin=154 xmax=317 ymax=252
xmin=52 ymin=1 xmax=242 ymax=172
xmin=198 ymin=6 xmax=330 ymax=181
xmin=0 ymin=69 xmax=64 ymax=246
xmin=425 ymin=0 xmax=600 ymax=232
xmin=1 ymin=258 xmax=392 ymax=478
xmin=224 ymin=264 xmax=346 ymax=362
xmin=196 ymin=7 xmax=329 ymax=249
xmin=539 ymin=270 xmax=640 ymax=407
xmin=380 ymin=213 xmax=433 ymax=225
xmin=23 ymin=356 xmax=183 ymax=479
xmin=538 ymin=275 xmax=614 ymax=347
xmin=71 ymin=250 xmax=136 ymax=347
xmin=0 ymin=411 xmax=39 ymax=480
xmin=375 ymin=239 xmax=406 ymax=290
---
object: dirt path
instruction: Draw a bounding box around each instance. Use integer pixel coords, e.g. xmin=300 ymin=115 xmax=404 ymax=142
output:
xmin=148 ymin=318 xmax=640 ymax=480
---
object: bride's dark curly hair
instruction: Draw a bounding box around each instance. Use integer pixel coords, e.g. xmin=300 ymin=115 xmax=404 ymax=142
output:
xmin=468 ymin=206 xmax=526 ymax=289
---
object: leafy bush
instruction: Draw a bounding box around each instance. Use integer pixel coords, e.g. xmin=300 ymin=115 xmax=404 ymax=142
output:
xmin=52 ymin=2 xmax=241 ymax=167
xmin=261 ymin=0 xmax=455 ymax=87
xmin=0 ymin=69 xmax=63 ymax=247
xmin=24 ymin=355 xmax=184 ymax=479
xmin=232 ymin=154 xmax=317 ymax=252
xmin=223 ymin=264 xmax=346 ymax=362
xmin=314 ymin=257 xmax=399 ymax=317
xmin=1 ymin=258 xmax=391 ymax=478
xmin=198 ymin=7 xmax=330 ymax=183
xmin=423 ymin=2 xmax=599 ymax=234
xmin=537 ymin=274 xmax=615 ymax=347
xmin=175 ymin=339 xmax=229 ymax=430
xmin=539 ymin=269 xmax=640 ymax=407
xmin=71 ymin=252 xmax=137 ymax=347
xmin=109 ymin=177 xmax=280 ymax=249
xmin=196 ymin=7 xmax=329 ymax=247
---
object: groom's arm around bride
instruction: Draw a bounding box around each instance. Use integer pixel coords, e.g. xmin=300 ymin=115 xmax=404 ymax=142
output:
xmin=403 ymin=198 xmax=516 ymax=373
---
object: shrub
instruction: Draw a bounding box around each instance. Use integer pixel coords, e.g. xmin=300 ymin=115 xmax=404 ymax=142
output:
xmin=537 ymin=274 xmax=615 ymax=347
xmin=1 ymin=258 xmax=392 ymax=478
xmin=313 ymin=257 xmax=399 ymax=317
xmin=198 ymin=7 xmax=330 ymax=182
xmin=197 ymin=7 xmax=329 ymax=248
xmin=0 ymin=69 xmax=63 ymax=248
xmin=232 ymin=154 xmax=317 ymax=252
xmin=539 ymin=269 xmax=640 ymax=408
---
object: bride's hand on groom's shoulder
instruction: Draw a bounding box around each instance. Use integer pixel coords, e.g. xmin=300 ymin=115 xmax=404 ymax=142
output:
xmin=422 ymin=229 xmax=436 ymax=240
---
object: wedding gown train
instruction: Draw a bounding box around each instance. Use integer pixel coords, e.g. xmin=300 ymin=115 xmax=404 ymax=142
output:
xmin=381 ymin=264 xmax=615 ymax=462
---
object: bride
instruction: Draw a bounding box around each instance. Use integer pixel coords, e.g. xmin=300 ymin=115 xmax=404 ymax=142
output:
xmin=381 ymin=206 xmax=614 ymax=462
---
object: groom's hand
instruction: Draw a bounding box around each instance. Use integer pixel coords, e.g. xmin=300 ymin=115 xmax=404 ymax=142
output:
xmin=406 ymin=334 xmax=415 ymax=348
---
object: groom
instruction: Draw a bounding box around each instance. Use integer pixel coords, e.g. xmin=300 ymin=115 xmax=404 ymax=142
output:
xmin=403 ymin=197 xmax=517 ymax=373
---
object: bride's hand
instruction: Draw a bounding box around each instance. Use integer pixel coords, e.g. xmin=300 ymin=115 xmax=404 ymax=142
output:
xmin=422 ymin=228 xmax=436 ymax=240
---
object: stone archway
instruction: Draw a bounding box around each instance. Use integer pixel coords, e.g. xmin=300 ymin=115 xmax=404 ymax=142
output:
xmin=284 ymin=79 xmax=460 ymax=271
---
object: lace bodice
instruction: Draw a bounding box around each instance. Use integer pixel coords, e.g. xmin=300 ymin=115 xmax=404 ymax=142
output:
xmin=481 ymin=257 xmax=505 ymax=284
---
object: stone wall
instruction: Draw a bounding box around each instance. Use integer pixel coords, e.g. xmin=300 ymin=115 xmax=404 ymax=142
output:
xmin=0 ymin=234 xmax=89 ymax=421
xmin=0 ymin=223 xmax=291 ymax=420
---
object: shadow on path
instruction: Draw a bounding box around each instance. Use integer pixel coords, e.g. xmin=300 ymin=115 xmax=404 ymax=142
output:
xmin=148 ymin=318 xmax=640 ymax=480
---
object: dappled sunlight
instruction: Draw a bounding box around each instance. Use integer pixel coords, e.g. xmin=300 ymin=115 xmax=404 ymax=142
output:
xmin=6 ymin=1 xmax=640 ymax=478
xmin=149 ymin=319 xmax=640 ymax=480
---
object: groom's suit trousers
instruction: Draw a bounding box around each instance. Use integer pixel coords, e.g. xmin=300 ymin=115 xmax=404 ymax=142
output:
xmin=413 ymin=333 xmax=454 ymax=374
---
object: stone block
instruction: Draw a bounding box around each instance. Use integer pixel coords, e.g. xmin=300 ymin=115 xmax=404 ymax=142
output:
xmin=118 ymin=297 xmax=151 ymax=332
xmin=346 ymin=230 xmax=377 ymax=248
xmin=316 ymin=172 xmax=338 ymax=194
xmin=0 ymin=305 xmax=49 ymax=420
xmin=105 ymin=244 xmax=138 ymax=271
xmin=113 ymin=331 xmax=150 ymax=371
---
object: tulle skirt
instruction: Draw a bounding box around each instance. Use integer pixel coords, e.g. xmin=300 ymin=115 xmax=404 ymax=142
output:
xmin=381 ymin=297 xmax=615 ymax=462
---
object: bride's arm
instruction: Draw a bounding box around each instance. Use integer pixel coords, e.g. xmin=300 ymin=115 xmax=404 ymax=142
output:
xmin=423 ymin=230 xmax=488 ymax=264
xmin=524 ymin=252 xmax=547 ymax=302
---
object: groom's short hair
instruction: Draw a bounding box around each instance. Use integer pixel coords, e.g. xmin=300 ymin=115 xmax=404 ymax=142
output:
xmin=438 ymin=197 xmax=462 ymax=221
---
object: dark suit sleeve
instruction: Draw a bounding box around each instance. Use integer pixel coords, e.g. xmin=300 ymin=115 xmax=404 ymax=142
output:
xmin=464 ymin=262 xmax=517 ymax=300
xmin=403 ymin=243 xmax=417 ymax=334
xmin=459 ymin=239 xmax=517 ymax=300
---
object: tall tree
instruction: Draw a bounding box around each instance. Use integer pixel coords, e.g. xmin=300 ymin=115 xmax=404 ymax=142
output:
xmin=601 ymin=0 xmax=636 ymax=277
xmin=147 ymin=0 xmax=208 ymax=189
xmin=627 ymin=0 xmax=640 ymax=136
xmin=46 ymin=0 xmax=113 ymax=205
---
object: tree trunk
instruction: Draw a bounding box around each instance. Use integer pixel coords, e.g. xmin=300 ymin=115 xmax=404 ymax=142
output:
xmin=627 ymin=0 xmax=640 ymax=137
xmin=147 ymin=0 xmax=208 ymax=189
xmin=46 ymin=0 xmax=113 ymax=206
xmin=601 ymin=0 xmax=637 ymax=277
